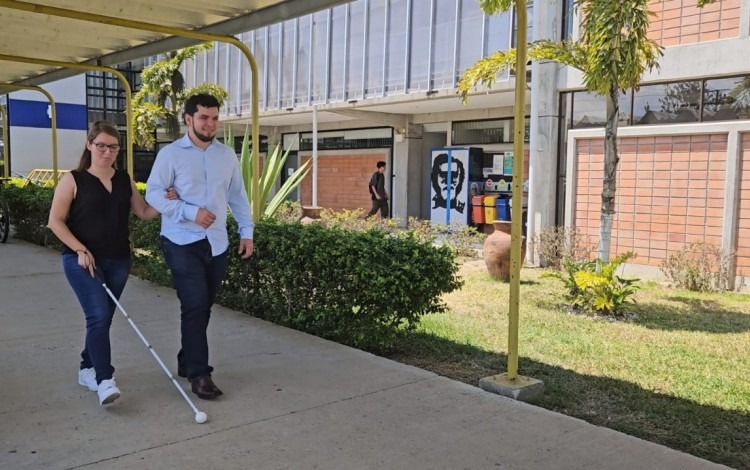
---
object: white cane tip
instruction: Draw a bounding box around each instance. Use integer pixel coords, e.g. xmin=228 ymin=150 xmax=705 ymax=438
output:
xmin=195 ymin=412 xmax=207 ymax=424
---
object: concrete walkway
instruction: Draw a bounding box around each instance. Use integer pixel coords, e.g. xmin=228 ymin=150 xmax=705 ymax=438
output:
xmin=0 ymin=240 xmax=728 ymax=470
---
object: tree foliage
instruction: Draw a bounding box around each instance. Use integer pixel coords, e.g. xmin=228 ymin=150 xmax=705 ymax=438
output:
xmin=458 ymin=0 xmax=718 ymax=262
xmin=131 ymin=44 xmax=228 ymax=148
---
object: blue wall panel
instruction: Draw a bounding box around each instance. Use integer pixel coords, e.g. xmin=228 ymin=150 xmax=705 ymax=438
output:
xmin=8 ymin=99 xmax=88 ymax=131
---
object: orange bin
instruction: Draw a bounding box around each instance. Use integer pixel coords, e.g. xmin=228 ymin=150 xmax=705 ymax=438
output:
xmin=471 ymin=195 xmax=486 ymax=224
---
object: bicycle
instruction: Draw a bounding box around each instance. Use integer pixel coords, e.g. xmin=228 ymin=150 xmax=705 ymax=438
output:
xmin=0 ymin=179 xmax=9 ymax=243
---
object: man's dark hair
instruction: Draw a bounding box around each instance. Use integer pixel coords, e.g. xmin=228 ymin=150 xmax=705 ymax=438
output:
xmin=376 ymin=161 xmax=386 ymax=169
xmin=184 ymin=94 xmax=221 ymax=118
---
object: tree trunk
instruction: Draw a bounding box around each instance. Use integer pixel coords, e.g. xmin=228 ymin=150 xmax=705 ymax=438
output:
xmin=598 ymin=88 xmax=620 ymax=263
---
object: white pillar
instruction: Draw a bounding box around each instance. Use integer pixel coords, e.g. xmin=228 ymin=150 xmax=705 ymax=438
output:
xmin=312 ymin=105 xmax=318 ymax=207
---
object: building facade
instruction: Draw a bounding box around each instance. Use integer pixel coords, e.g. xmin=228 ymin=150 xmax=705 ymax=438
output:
xmin=183 ymin=0 xmax=749 ymax=286
xmin=1 ymin=0 xmax=748 ymax=287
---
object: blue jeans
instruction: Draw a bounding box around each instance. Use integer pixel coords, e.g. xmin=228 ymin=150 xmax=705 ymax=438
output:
xmin=63 ymin=254 xmax=130 ymax=384
xmin=160 ymin=237 xmax=228 ymax=381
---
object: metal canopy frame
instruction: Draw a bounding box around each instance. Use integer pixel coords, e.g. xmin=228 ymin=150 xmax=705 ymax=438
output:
xmin=0 ymin=83 xmax=57 ymax=181
xmin=0 ymin=0 xmax=348 ymax=220
xmin=0 ymin=54 xmax=133 ymax=181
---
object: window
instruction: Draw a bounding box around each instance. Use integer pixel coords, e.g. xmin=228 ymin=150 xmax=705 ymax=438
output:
xmin=703 ymin=75 xmax=750 ymax=121
xmin=571 ymin=91 xmax=631 ymax=128
xmin=299 ymin=127 xmax=393 ymax=150
xmin=633 ymin=82 xmax=701 ymax=125
xmin=452 ymin=117 xmax=530 ymax=145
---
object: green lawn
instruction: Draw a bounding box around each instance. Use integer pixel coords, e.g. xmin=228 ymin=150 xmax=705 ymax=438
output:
xmin=387 ymin=263 xmax=750 ymax=469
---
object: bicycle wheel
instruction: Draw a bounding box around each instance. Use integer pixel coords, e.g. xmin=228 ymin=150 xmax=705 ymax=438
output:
xmin=0 ymin=197 xmax=9 ymax=243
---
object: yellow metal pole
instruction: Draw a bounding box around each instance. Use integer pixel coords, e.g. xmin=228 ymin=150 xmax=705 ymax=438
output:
xmin=0 ymin=102 xmax=8 ymax=178
xmin=0 ymin=84 xmax=58 ymax=185
xmin=0 ymin=54 xmax=134 ymax=177
xmin=0 ymin=0 xmax=261 ymax=221
xmin=507 ymin=0 xmax=528 ymax=381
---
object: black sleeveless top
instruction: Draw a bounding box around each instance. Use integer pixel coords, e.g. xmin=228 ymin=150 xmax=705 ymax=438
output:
xmin=63 ymin=169 xmax=132 ymax=259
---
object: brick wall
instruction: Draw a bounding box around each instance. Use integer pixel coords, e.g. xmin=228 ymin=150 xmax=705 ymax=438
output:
xmin=298 ymin=152 xmax=389 ymax=212
xmin=647 ymin=0 xmax=741 ymax=46
xmin=575 ymin=134 xmax=727 ymax=267
xmin=737 ymin=134 xmax=750 ymax=277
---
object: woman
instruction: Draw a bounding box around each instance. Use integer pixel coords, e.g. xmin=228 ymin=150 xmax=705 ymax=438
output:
xmin=48 ymin=121 xmax=175 ymax=406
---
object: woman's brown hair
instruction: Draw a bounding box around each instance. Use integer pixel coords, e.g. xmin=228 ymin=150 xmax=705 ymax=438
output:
xmin=75 ymin=121 xmax=121 ymax=172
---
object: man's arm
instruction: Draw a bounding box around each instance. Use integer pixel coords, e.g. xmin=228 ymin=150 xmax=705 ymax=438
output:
xmin=226 ymin=157 xmax=255 ymax=240
xmin=145 ymin=149 xmax=200 ymax=223
xmin=369 ymin=174 xmax=382 ymax=199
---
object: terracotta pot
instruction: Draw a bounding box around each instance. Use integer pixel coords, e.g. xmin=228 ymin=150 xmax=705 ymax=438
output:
xmin=483 ymin=220 xmax=526 ymax=282
xmin=300 ymin=206 xmax=324 ymax=225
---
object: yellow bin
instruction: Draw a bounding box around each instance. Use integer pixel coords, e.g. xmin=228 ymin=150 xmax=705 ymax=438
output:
xmin=483 ymin=195 xmax=499 ymax=222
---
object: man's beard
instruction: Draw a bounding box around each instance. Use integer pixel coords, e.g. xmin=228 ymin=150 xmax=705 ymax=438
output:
xmin=192 ymin=125 xmax=215 ymax=142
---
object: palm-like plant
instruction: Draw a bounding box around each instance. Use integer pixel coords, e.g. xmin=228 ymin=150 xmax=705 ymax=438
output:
xmin=227 ymin=126 xmax=311 ymax=218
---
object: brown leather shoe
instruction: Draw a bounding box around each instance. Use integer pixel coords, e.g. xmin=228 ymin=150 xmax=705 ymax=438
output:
xmin=190 ymin=376 xmax=223 ymax=400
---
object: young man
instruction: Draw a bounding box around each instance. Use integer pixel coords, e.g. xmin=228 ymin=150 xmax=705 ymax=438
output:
xmin=145 ymin=94 xmax=254 ymax=400
xmin=367 ymin=161 xmax=389 ymax=218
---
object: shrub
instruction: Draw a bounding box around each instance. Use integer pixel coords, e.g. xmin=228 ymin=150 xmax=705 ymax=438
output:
xmin=272 ymin=200 xmax=303 ymax=224
xmin=218 ymin=218 xmax=463 ymax=352
xmin=533 ymin=225 xmax=593 ymax=270
xmin=320 ymin=206 xmax=401 ymax=233
xmin=0 ymin=182 xmax=58 ymax=248
xmin=660 ymin=242 xmax=733 ymax=292
xmin=544 ymin=252 xmax=639 ymax=317
xmin=439 ymin=221 xmax=485 ymax=258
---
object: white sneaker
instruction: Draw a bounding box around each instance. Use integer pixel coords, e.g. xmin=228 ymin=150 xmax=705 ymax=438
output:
xmin=78 ymin=368 xmax=97 ymax=392
xmin=97 ymin=378 xmax=121 ymax=405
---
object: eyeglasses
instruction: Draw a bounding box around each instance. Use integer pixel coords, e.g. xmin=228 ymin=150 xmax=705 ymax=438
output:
xmin=91 ymin=142 xmax=120 ymax=152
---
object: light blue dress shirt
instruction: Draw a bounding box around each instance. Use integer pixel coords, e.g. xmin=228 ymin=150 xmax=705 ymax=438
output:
xmin=146 ymin=134 xmax=254 ymax=256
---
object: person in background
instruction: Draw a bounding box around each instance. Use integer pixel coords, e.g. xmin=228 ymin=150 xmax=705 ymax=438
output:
xmin=367 ymin=161 xmax=389 ymax=218
xmin=48 ymin=121 xmax=176 ymax=406
xmin=145 ymin=93 xmax=254 ymax=400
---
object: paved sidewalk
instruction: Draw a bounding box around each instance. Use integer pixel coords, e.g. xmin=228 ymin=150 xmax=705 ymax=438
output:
xmin=0 ymin=240 xmax=728 ymax=469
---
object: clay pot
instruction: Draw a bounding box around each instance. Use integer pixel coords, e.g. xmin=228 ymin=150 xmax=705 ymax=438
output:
xmin=300 ymin=206 xmax=324 ymax=225
xmin=483 ymin=220 xmax=526 ymax=282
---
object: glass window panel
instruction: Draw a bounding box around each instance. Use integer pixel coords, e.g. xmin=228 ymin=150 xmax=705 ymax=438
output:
xmin=346 ymin=1 xmax=366 ymax=100
xmin=572 ymin=91 xmax=630 ymax=128
xmin=386 ymin=0 xmax=408 ymax=94
xmin=633 ymin=82 xmax=700 ymax=125
xmin=281 ymin=20 xmax=297 ymax=108
xmin=204 ymin=46 xmax=217 ymax=85
xmin=226 ymin=39 xmax=241 ymax=115
xmin=452 ymin=118 xmax=530 ymax=145
xmin=329 ymin=5 xmax=347 ymax=102
xmin=703 ymin=75 xmax=750 ymax=121
xmin=216 ymin=42 xmax=228 ymax=90
xmin=457 ymin=0 xmax=485 ymax=74
xmin=484 ymin=10 xmax=512 ymax=84
xmin=561 ymin=0 xmax=575 ymax=40
xmin=311 ymin=11 xmax=329 ymax=103
xmin=296 ymin=17 xmax=311 ymax=104
xmin=267 ymin=24 xmax=281 ymax=109
xmin=409 ymin=0 xmax=431 ymax=92
xmin=365 ymin=0 xmax=387 ymax=97
xmin=432 ymin=0 xmax=456 ymax=89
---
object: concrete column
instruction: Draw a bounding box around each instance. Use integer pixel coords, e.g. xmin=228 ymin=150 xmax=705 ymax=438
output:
xmin=393 ymin=122 xmax=423 ymax=226
xmin=526 ymin=0 xmax=561 ymax=265
xmin=740 ymin=0 xmax=750 ymax=38
xmin=722 ymin=131 xmax=742 ymax=290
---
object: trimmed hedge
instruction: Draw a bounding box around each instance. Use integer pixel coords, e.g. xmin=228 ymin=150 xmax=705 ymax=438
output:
xmin=0 ymin=183 xmax=59 ymax=248
xmin=132 ymin=217 xmax=462 ymax=351
xmin=4 ymin=183 xmax=463 ymax=352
